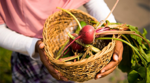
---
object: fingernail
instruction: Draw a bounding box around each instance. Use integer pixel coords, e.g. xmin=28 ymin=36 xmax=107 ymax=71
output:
xmin=98 ymin=75 xmax=101 ymax=78
xmin=114 ymin=54 xmax=118 ymax=61
xmin=101 ymin=70 xmax=105 ymax=73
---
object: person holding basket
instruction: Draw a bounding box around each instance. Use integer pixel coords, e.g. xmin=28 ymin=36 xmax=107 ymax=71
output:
xmin=0 ymin=0 xmax=123 ymax=82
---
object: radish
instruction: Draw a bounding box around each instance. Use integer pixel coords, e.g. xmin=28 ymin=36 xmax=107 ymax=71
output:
xmin=60 ymin=25 xmax=96 ymax=56
xmin=79 ymin=25 xmax=95 ymax=44
xmin=69 ymin=33 xmax=83 ymax=51
xmin=60 ymin=33 xmax=83 ymax=56
xmin=57 ymin=7 xmax=95 ymax=44
xmin=62 ymin=25 xmax=95 ymax=53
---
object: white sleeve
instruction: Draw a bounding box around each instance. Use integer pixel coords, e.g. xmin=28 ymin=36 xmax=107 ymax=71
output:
xmin=84 ymin=0 xmax=116 ymax=23
xmin=0 ymin=24 xmax=40 ymax=60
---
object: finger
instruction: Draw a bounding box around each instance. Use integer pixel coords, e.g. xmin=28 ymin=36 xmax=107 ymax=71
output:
xmin=60 ymin=76 xmax=68 ymax=81
xmin=39 ymin=52 xmax=58 ymax=76
xmin=96 ymin=66 xmax=116 ymax=79
xmin=39 ymin=42 xmax=45 ymax=49
xmin=36 ymin=40 xmax=44 ymax=49
xmin=49 ymin=66 xmax=68 ymax=81
xmin=55 ymin=70 xmax=68 ymax=81
xmin=113 ymin=53 xmax=119 ymax=61
xmin=39 ymin=50 xmax=68 ymax=81
xmin=100 ymin=53 xmax=118 ymax=73
xmin=114 ymin=40 xmax=123 ymax=62
xmin=37 ymin=40 xmax=68 ymax=81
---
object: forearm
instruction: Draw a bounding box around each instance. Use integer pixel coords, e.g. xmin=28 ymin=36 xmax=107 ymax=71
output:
xmin=84 ymin=0 xmax=116 ymax=23
xmin=0 ymin=24 xmax=40 ymax=60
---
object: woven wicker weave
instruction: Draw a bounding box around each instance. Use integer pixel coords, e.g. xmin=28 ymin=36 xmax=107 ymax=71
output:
xmin=43 ymin=9 xmax=116 ymax=82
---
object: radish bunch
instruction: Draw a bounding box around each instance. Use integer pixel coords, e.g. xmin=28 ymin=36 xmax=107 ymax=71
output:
xmin=70 ymin=25 xmax=95 ymax=51
xmin=56 ymin=0 xmax=128 ymax=60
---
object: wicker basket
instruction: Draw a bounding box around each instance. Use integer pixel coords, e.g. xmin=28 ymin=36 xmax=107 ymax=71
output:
xmin=43 ymin=9 xmax=116 ymax=82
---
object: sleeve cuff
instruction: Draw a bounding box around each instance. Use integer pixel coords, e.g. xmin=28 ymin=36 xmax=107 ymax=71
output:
xmin=0 ymin=24 xmax=41 ymax=60
xmin=26 ymin=38 xmax=41 ymax=60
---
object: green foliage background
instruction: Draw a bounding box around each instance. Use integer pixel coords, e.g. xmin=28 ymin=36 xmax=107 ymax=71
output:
xmin=0 ymin=47 xmax=12 ymax=83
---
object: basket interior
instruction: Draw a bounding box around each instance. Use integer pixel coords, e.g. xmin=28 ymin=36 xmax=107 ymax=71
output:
xmin=43 ymin=9 xmax=116 ymax=82
xmin=43 ymin=9 xmax=99 ymax=59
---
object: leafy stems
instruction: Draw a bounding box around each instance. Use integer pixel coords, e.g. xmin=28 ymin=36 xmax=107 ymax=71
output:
xmin=121 ymin=35 xmax=140 ymax=66
xmin=59 ymin=53 xmax=83 ymax=62
xmin=68 ymin=33 xmax=89 ymax=47
xmin=98 ymin=37 xmax=148 ymax=80
xmin=95 ymin=31 xmax=135 ymax=35
xmin=68 ymin=33 xmax=100 ymax=52
xmin=56 ymin=40 xmax=69 ymax=59
xmin=56 ymin=7 xmax=83 ymax=60
xmin=60 ymin=35 xmax=81 ymax=58
xmin=131 ymin=33 xmax=150 ymax=48
xmin=96 ymin=37 xmax=147 ymax=66
xmin=96 ymin=31 xmax=150 ymax=48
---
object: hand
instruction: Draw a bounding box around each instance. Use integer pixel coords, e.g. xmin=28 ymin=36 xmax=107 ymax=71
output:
xmin=95 ymin=40 xmax=123 ymax=79
xmin=35 ymin=40 xmax=68 ymax=81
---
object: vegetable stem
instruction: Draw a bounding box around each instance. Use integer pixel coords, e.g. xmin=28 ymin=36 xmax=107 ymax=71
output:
xmin=60 ymin=35 xmax=81 ymax=58
xmin=59 ymin=53 xmax=83 ymax=62
xmin=131 ymin=33 xmax=150 ymax=48
xmin=57 ymin=7 xmax=82 ymax=29
xmin=96 ymin=31 xmax=150 ymax=48
xmin=121 ymin=35 xmax=140 ymax=66
xmin=96 ymin=37 xmax=147 ymax=65
xmin=96 ymin=0 xmax=119 ymax=29
xmin=56 ymin=39 xmax=69 ymax=59
xmin=68 ymin=33 xmax=89 ymax=47
xmin=68 ymin=33 xmax=100 ymax=52
xmin=95 ymin=31 xmax=135 ymax=35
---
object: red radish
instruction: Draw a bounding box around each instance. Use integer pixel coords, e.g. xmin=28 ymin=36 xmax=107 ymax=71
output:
xmin=69 ymin=33 xmax=83 ymax=51
xmin=79 ymin=25 xmax=95 ymax=44
xmin=61 ymin=25 xmax=95 ymax=56
xmin=61 ymin=33 xmax=83 ymax=57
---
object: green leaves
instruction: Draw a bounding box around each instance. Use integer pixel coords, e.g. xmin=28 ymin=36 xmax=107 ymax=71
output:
xmin=142 ymin=28 xmax=147 ymax=39
xmin=138 ymin=67 xmax=146 ymax=78
xmin=75 ymin=21 xmax=87 ymax=34
xmin=128 ymin=70 xmax=139 ymax=83
xmin=147 ymin=64 xmax=150 ymax=83
xmin=117 ymin=24 xmax=150 ymax=83
xmin=128 ymin=25 xmax=142 ymax=45
xmin=128 ymin=67 xmax=147 ymax=83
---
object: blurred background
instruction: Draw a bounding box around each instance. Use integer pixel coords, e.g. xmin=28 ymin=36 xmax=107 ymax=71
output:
xmin=0 ymin=47 xmax=12 ymax=83
xmin=0 ymin=0 xmax=149 ymax=83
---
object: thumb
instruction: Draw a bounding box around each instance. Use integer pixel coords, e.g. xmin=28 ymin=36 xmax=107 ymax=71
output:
xmin=39 ymin=42 xmax=45 ymax=49
xmin=113 ymin=53 xmax=119 ymax=61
